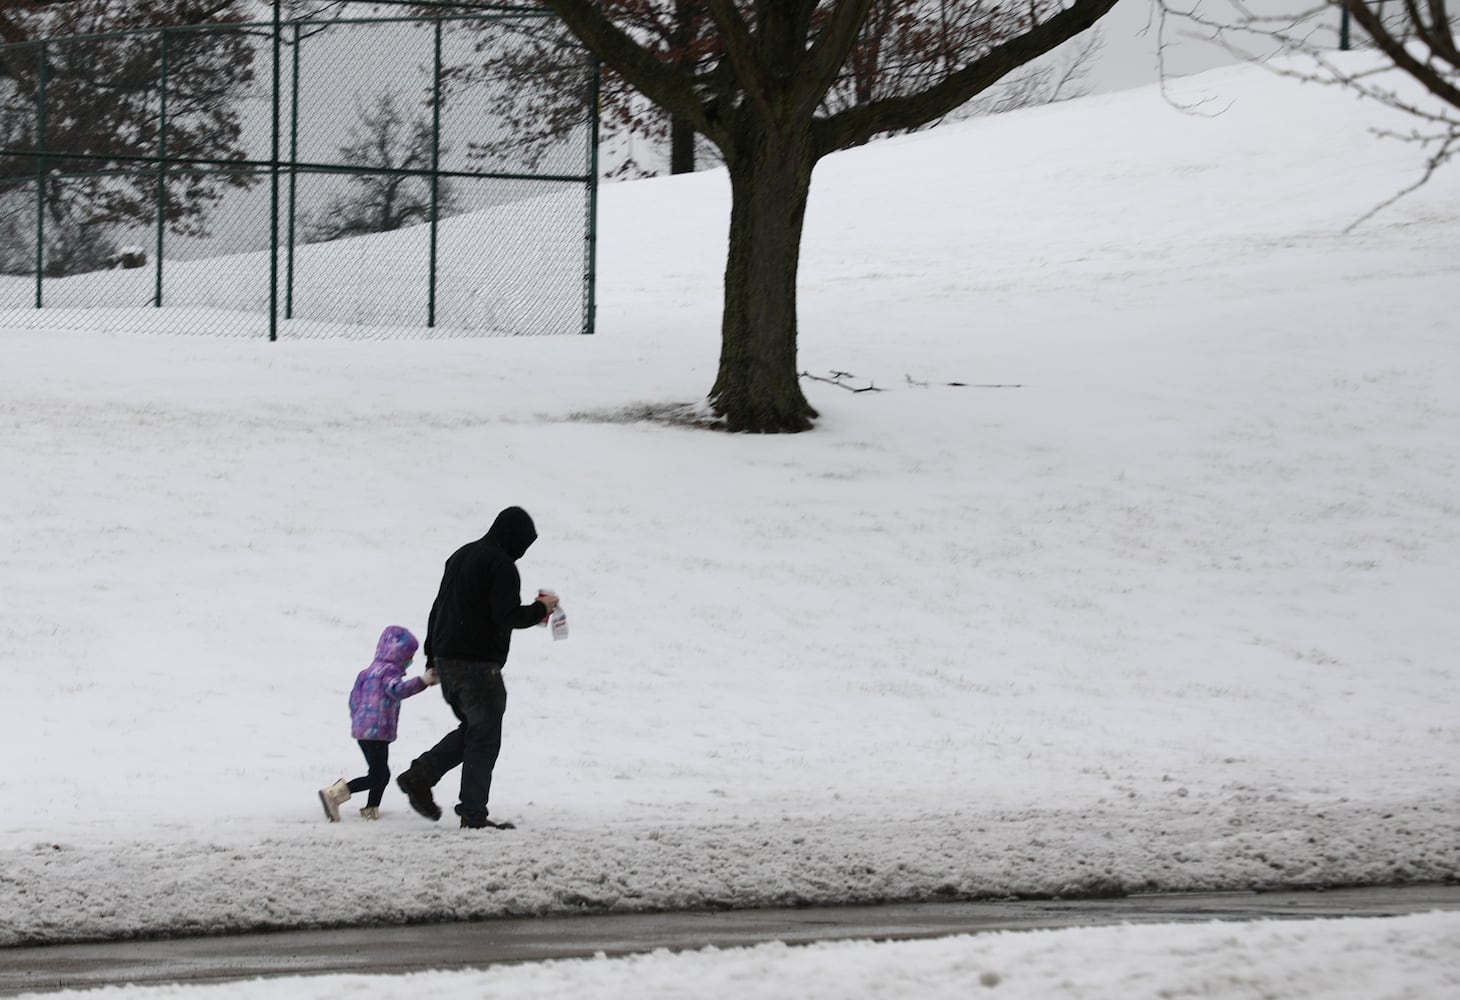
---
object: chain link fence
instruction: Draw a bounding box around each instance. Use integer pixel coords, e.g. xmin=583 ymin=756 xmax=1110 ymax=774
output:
xmin=0 ymin=3 xmax=598 ymax=339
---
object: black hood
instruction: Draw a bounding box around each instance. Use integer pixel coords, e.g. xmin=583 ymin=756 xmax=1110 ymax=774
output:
xmin=485 ymin=506 xmax=537 ymax=561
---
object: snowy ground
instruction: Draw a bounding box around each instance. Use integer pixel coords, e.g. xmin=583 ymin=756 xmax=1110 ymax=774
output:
xmin=2 ymin=53 xmax=1458 ymax=997
xmin=7 ymin=913 xmax=1459 ymax=1000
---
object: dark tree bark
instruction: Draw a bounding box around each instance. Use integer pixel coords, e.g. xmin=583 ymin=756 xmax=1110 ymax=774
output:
xmin=543 ymin=0 xmax=1119 ymax=432
xmin=668 ymin=0 xmax=699 ymax=174
xmin=669 ymin=114 xmax=696 ymax=172
xmin=713 ymin=121 xmax=820 ymax=430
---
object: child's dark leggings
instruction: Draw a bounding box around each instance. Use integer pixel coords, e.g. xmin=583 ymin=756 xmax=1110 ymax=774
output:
xmin=348 ymin=740 xmax=391 ymax=808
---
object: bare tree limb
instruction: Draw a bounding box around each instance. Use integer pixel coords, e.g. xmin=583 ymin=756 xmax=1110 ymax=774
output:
xmin=814 ymin=0 xmax=1119 ymax=153
xmin=1157 ymin=1 xmax=1460 ymax=226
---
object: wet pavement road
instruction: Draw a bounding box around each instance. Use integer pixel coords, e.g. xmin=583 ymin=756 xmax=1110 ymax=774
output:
xmin=3 ymin=884 xmax=1458 ymax=996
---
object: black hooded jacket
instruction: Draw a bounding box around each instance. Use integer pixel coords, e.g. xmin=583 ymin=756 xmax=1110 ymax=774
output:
xmin=424 ymin=507 xmax=545 ymax=666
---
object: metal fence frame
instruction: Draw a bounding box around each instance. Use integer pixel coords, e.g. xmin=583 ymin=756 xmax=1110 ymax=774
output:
xmin=1 ymin=1 xmax=600 ymax=339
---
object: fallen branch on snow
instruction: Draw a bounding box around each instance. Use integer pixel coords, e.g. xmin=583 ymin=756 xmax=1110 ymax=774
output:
xmin=905 ymin=374 xmax=1023 ymax=389
xmin=799 ymin=370 xmax=885 ymax=392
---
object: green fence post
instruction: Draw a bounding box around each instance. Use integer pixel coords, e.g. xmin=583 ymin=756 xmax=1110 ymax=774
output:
xmin=269 ymin=0 xmax=281 ymax=342
xmin=154 ymin=29 xmax=168 ymax=308
xmin=34 ymin=40 xmax=47 ymax=308
xmin=428 ymin=16 xmax=443 ymax=329
xmin=286 ymin=20 xmax=300 ymax=320
xmin=583 ymin=54 xmax=600 ymax=335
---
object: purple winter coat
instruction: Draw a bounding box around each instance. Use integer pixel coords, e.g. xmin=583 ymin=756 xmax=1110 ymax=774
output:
xmin=348 ymin=625 xmax=427 ymax=742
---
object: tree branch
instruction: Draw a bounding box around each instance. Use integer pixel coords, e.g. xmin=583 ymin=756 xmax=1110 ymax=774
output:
xmin=797 ymin=0 xmax=876 ymax=120
xmin=540 ymin=0 xmax=720 ymax=140
xmin=813 ymin=0 xmax=1119 ymax=154
xmin=1343 ymin=0 xmax=1460 ymax=109
xmin=700 ymin=0 xmax=768 ymax=123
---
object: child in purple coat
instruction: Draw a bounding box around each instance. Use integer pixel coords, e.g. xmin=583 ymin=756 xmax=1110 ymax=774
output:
xmin=318 ymin=625 xmax=438 ymax=821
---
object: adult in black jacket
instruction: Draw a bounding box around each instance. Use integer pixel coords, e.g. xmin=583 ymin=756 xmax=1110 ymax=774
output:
xmin=397 ymin=506 xmax=559 ymax=829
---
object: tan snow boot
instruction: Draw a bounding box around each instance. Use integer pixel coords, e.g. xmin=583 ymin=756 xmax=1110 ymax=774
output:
xmin=318 ymin=778 xmax=351 ymax=822
xmin=359 ymin=806 xmax=380 ymax=820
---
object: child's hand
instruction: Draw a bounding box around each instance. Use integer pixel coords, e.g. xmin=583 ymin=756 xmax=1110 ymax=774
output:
xmin=423 ymin=667 xmax=440 ymax=687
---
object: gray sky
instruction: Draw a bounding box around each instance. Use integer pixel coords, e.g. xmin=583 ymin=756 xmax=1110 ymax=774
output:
xmin=1085 ymin=0 xmax=1246 ymax=95
xmin=1086 ymin=1 xmax=1348 ymax=95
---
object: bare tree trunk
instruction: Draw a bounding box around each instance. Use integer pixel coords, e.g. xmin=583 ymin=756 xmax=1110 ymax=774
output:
xmin=670 ymin=115 xmax=696 ymax=173
xmin=710 ymin=131 xmax=818 ymax=432
xmin=669 ymin=0 xmax=697 ymax=174
xmin=541 ymin=0 xmax=1121 ymax=433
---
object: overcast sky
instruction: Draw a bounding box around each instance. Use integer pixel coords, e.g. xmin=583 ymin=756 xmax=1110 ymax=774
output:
xmin=1087 ymin=0 xmax=1342 ymax=95
xmin=1087 ymin=1 xmax=1233 ymax=94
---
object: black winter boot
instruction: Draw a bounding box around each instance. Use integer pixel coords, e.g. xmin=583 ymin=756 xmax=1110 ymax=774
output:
xmin=396 ymin=769 xmax=441 ymax=822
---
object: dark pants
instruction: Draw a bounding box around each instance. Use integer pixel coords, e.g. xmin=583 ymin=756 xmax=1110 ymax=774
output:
xmin=348 ymin=739 xmax=391 ymax=808
xmin=409 ymin=659 xmax=507 ymax=823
